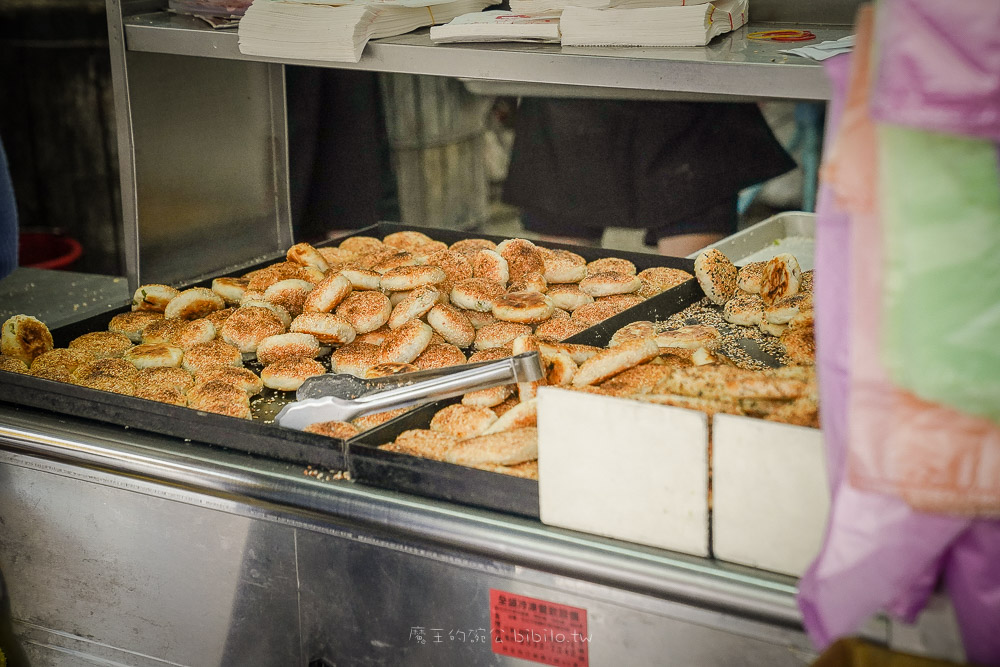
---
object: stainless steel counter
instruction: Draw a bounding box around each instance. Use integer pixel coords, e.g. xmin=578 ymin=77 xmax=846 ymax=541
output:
xmin=0 ymin=401 xmax=830 ymax=665
xmin=124 ymin=13 xmax=845 ymax=102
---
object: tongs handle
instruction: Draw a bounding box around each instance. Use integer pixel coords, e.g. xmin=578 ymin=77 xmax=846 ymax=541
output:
xmin=352 ymin=352 xmax=541 ymax=416
xmin=276 ymin=352 xmax=543 ymax=430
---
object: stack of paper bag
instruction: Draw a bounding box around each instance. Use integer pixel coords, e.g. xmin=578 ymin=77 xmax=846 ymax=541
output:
xmin=239 ymin=0 xmax=493 ymax=62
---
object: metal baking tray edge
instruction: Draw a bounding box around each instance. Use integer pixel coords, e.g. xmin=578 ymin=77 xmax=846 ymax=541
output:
xmin=691 ymin=211 xmax=816 ymax=266
xmin=0 ymin=222 xmax=698 ymax=516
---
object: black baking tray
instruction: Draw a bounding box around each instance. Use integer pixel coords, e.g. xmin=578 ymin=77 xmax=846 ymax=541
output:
xmin=0 ymin=222 xmax=698 ymax=513
xmin=343 ymin=224 xmax=703 ymax=517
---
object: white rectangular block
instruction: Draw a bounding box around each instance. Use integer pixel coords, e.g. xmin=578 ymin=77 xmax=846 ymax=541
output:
xmin=537 ymin=387 xmax=709 ymax=557
xmin=712 ymin=414 xmax=830 ymax=577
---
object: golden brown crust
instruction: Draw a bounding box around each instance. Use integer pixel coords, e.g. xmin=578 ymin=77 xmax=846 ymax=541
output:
xmin=181 ymin=339 xmax=243 ymax=373
xmin=164 ymin=287 xmax=226 ymax=320
xmin=131 ymin=284 xmax=180 ymax=313
xmin=379 ymin=319 xmax=434 ymax=364
xmin=430 ymin=404 xmax=498 ymax=439
xmin=474 ymin=322 xmax=533 ymax=350
xmin=338 ymin=235 xmax=386 ymax=256
xmin=70 ymin=358 xmax=139 ymax=395
xmin=256 ymin=332 xmax=320 ymax=366
xmin=780 ymin=326 xmax=816 ymax=366
xmin=534 ymin=318 xmax=588 ymax=342
xmin=260 ymin=357 xmax=326 ymax=391
xmin=245 ymin=262 xmax=313 ymax=293
xmin=286 ymin=242 xmax=330 ymax=272
xmin=694 ymin=248 xmax=738 ymax=305
xmin=134 ymin=386 xmax=187 ymax=406
xmin=388 ymin=286 xmax=440 ymax=329
xmin=317 ymin=246 xmax=358 ymax=267
xmin=579 ymin=271 xmax=642 ymax=297
xmin=471 ymin=249 xmax=510 ymax=285
xmin=760 ymin=254 xmax=802 ymax=306
xmin=211 ymin=277 xmax=249 ymax=306
xmin=289 ymin=312 xmax=356 ymax=346
xmin=263 ymin=279 xmax=315 ymax=317
xmin=0 ymin=354 xmax=28 ymax=374
xmin=352 ymin=407 xmax=411 ymax=430
xmin=586 ymin=257 xmax=636 ymax=276
xmin=381 ymin=429 xmax=458 ymax=461
xmin=609 ymin=321 xmax=655 ymax=347
xmin=28 ymin=348 xmax=94 ymax=382
xmin=219 ymin=306 xmax=285 ymax=353
xmin=499 ymin=239 xmax=545 ymax=282
xmin=461 ymin=384 xmax=514 ymax=408
xmin=414 ymin=343 xmax=467 ymax=370
xmin=380 ymin=265 xmax=447 ymax=292
xmin=1 ymin=315 xmax=54 ymax=364
xmin=450 ymin=278 xmax=506 ymax=312
xmin=124 ymin=343 xmax=184 ymax=369
xmin=736 ymin=261 xmax=766 ymax=294
xmin=425 ymin=249 xmax=474 ymax=283
xmin=332 ymin=341 xmax=381 ymax=377
xmin=194 ymin=366 xmax=263 ymax=396
xmin=636 ymin=266 xmax=693 ymax=290
xmin=653 ymin=325 xmax=722 ymax=351
xmin=449 ymin=238 xmax=497 ymax=258
xmin=372 ymin=251 xmax=420 ymax=275
xmin=723 ymin=293 xmax=766 ymax=327
xmin=468 ymin=346 xmax=514 ymax=363
xmin=302 ymin=273 xmax=353 ymax=314
xmin=444 ymin=427 xmax=538 ymax=466
xmin=335 ymin=291 xmax=392 ymax=334
xmin=598 ymin=363 xmax=675 ymax=397
xmin=542 ymin=249 xmax=587 ymax=284
xmin=168 ymin=318 xmax=217 ymax=350
xmin=355 ymin=324 xmax=392 ymax=346
xmin=483 ymin=399 xmax=537 ymax=433
xmin=492 ymin=291 xmax=554 ymax=324
xmin=364 ymin=362 xmax=418 ymax=378
xmin=304 ymin=420 xmax=361 ymax=439
xmin=187 ymin=380 xmax=251 ymax=418
xmin=426 ymin=304 xmax=475 ymax=348
xmin=68 ymin=331 xmax=133 ymax=359
xmin=570 ymin=298 xmax=637 ymax=326
xmin=383 ymin=230 xmax=434 ymax=251
xmin=109 ymin=311 xmax=164 ymax=343
xmin=571 ymin=337 xmax=660 ymax=387
xmin=137 ymin=366 xmax=194 ymax=394
xmin=656 ymin=365 xmax=811 ymax=400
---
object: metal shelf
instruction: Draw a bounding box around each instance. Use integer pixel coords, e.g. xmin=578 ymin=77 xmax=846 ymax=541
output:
xmin=124 ymin=11 xmax=847 ymax=100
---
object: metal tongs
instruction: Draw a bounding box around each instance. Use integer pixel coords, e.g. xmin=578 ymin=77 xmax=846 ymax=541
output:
xmin=275 ymin=352 xmax=543 ymax=431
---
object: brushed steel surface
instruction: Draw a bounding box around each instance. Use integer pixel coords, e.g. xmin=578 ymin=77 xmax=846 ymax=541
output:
xmin=123 ymin=15 xmax=847 ymax=101
xmin=0 ymin=456 xmax=300 ymax=667
xmin=126 ymin=52 xmax=292 ymax=286
xmin=0 ymin=403 xmax=807 ymax=631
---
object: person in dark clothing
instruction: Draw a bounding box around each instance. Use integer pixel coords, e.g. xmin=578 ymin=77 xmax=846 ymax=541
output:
xmin=503 ymin=98 xmax=796 ymax=256
xmin=0 ymin=139 xmax=17 ymax=279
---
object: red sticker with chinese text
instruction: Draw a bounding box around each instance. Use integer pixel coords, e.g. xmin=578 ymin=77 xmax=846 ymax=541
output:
xmin=490 ymin=589 xmax=589 ymax=667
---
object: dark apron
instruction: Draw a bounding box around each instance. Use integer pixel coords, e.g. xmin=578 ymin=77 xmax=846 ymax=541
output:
xmin=502 ymin=98 xmax=797 ymax=237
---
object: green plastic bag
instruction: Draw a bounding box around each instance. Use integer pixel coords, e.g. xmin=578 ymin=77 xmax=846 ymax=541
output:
xmin=879 ymin=125 xmax=1000 ymax=424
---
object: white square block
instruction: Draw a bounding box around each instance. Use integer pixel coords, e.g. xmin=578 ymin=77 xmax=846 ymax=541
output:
xmin=537 ymin=387 xmax=709 ymax=557
xmin=712 ymin=414 xmax=830 ymax=577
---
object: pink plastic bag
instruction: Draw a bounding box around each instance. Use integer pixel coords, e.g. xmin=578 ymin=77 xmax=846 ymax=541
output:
xmin=799 ymin=9 xmax=1000 ymax=662
xmin=870 ymin=0 xmax=1000 ymax=142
